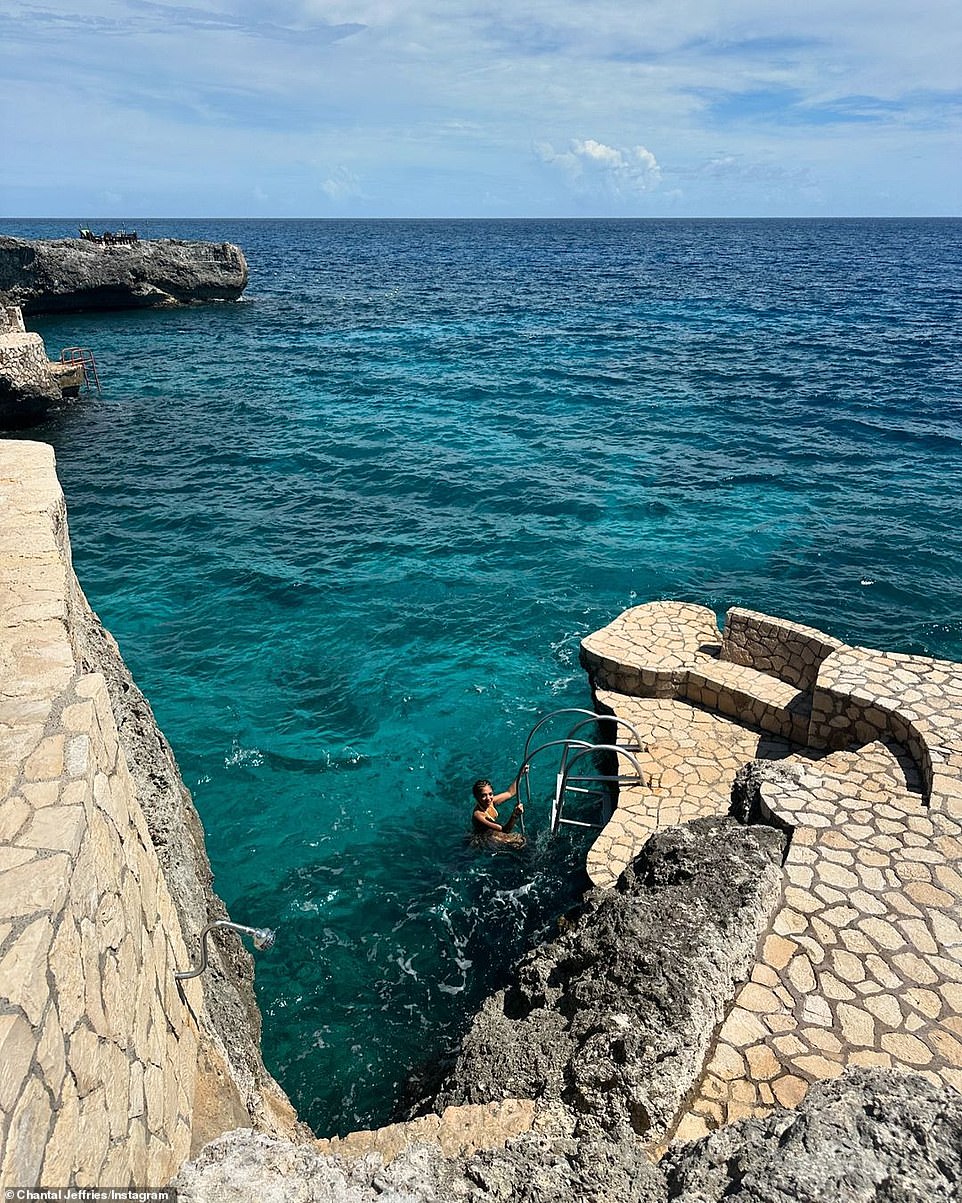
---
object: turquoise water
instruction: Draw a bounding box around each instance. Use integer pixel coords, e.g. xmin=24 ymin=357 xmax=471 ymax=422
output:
xmin=5 ymin=218 xmax=962 ymax=1134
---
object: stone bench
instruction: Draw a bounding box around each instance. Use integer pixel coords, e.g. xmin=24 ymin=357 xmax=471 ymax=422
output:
xmin=581 ymin=602 xmax=824 ymax=746
xmin=811 ymin=644 xmax=962 ymax=819
xmin=686 ymin=658 xmax=811 ymax=744
xmin=583 ymin=602 xmax=962 ymax=823
xmin=580 ymin=601 xmax=721 ymax=699
xmin=720 ymin=607 xmax=843 ymax=693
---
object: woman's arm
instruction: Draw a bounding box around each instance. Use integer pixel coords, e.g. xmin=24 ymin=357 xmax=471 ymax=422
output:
xmin=473 ymin=808 xmax=502 ymax=831
xmin=492 ymin=779 xmax=518 ymax=804
xmin=502 ymin=803 xmax=523 ymax=832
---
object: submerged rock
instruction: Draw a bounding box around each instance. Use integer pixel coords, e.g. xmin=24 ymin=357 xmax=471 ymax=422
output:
xmin=431 ymin=817 xmax=787 ymax=1143
xmin=0 ymin=234 xmax=248 ymax=314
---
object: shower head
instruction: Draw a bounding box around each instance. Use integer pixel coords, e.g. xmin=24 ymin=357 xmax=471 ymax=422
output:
xmin=175 ymin=919 xmax=278 ymax=981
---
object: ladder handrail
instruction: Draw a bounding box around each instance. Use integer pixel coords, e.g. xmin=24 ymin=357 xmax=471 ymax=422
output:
xmin=516 ymin=738 xmax=597 ymax=811
xmin=559 ymin=743 xmax=644 ymax=780
xmin=564 ymin=714 xmax=646 ymax=752
xmin=518 ymin=708 xmax=647 ymax=815
xmin=59 ymin=346 xmax=102 ymax=395
xmin=521 ymin=708 xmax=611 ymax=765
xmin=513 ymin=709 xmax=649 ymax=839
xmin=553 ymin=744 xmax=646 ymax=836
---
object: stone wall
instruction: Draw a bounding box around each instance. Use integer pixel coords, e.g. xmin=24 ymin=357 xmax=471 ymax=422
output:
xmin=0 ymin=441 xmax=298 ymax=1186
xmin=0 ymin=330 xmax=59 ymax=400
xmin=0 ymin=671 xmax=198 ymax=1185
xmin=720 ymin=607 xmax=842 ymax=692
xmin=1 ymin=305 xmax=26 ymax=334
xmin=809 ymin=643 xmax=962 ymax=819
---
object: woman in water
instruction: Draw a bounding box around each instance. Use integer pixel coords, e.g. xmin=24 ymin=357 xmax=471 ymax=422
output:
xmin=471 ymin=774 xmax=525 ymax=847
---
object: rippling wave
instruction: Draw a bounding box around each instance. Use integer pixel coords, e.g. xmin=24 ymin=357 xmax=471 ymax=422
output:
xmin=6 ymin=216 xmax=962 ymax=1134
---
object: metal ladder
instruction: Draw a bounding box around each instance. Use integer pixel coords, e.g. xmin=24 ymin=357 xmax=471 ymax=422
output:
xmin=60 ymin=347 xmax=102 ymax=395
xmin=516 ymin=708 xmax=646 ymax=837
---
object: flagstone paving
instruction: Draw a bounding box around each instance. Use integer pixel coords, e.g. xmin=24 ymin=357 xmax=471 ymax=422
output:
xmin=585 ymin=696 xmax=792 ymax=890
xmin=580 ymin=601 xmax=962 ymax=1137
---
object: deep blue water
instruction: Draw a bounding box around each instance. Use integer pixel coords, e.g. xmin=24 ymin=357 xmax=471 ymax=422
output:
xmin=4 ymin=218 xmax=962 ymax=1135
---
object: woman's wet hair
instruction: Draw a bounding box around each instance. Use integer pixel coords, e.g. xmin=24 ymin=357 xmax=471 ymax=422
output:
xmin=472 ymin=778 xmax=492 ymax=802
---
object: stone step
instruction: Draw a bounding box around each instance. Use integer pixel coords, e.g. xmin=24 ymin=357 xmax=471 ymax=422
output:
xmin=685 ymin=658 xmax=812 ymax=745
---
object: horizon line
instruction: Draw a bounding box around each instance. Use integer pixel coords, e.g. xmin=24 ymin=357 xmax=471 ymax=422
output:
xmin=2 ymin=213 xmax=960 ymax=224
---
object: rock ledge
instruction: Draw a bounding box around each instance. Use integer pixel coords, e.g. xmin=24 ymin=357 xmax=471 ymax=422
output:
xmin=0 ymin=235 xmax=249 ymax=314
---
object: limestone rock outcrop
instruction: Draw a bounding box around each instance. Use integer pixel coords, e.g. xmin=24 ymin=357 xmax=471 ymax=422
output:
xmin=661 ymin=1066 xmax=962 ymax=1202
xmin=0 ymin=235 xmax=248 ymax=314
xmin=430 ymin=817 xmax=788 ymax=1144
xmin=0 ymin=303 xmax=80 ymax=427
xmin=174 ymin=1068 xmax=962 ymax=1201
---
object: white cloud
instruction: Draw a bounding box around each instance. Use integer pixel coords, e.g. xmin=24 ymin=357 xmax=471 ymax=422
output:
xmin=698 ymin=154 xmax=814 ymax=186
xmin=537 ymin=139 xmax=662 ymax=201
xmin=321 ymin=167 xmax=362 ymax=201
xmin=4 ymin=0 xmax=961 ymax=214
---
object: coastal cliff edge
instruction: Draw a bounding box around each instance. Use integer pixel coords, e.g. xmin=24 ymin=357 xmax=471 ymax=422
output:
xmin=0 ymin=440 xmax=299 ymax=1188
xmin=0 ymin=236 xmax=248 ymax=314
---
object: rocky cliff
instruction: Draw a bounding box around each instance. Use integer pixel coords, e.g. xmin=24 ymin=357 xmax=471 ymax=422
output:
xmin=0 ymin=236 xmax=248 ymax=314
xmin=173 ymin=812 xmax=962 ymax=1200
xmin=430 ymin=817 xmax=788 ymax=1145
xmin=67 ymin=545 xmax=301 ymax=1149
xmin=0 ymin=304 xmax=84 ymax=427
xmin=176 ymin=1069 xmax=962 ymax=1202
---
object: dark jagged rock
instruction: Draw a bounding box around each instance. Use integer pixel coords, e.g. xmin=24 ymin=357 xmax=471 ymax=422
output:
xmin=431 ymin=817 xmax=788 ymax=1144
xmin=459 ymin=1132 xmax=666 ymax=1203
xmin=729 ymin=758 xmax=800 ymax=829
xmin=463 ymin=1067 xmax=962 ymax=1203
xmin=0 ymin=235 xmax=248 ymax=314
xmin=662 ymin=1067 xmax=962 ymax=1202
xmin=175 ymin=1069 xmax=962 ymax=1202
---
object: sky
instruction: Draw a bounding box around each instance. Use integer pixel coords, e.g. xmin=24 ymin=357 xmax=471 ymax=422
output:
xmin=2 ymin=0 xmax=960 ymax=218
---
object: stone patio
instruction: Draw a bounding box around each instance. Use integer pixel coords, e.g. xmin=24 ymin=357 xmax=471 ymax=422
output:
xmin=579 ymin=601 xmax=962 ymax=1136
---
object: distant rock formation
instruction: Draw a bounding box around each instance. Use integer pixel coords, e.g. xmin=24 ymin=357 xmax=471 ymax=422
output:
xmin=0 ymin=235 xmax=249 ymax=314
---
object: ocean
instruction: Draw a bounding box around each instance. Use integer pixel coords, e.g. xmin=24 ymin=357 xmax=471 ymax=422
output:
xmin=4 ymin=217 xmax=962 ymax=1135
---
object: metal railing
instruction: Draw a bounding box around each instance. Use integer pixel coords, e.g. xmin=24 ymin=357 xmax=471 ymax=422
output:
xmin=516 ymin=708 xmax=646 ymax=837
xmin=60 ymin=347 xmax=102 ymax=395
xmin=174 ymin=920 xmax=276 ymax=983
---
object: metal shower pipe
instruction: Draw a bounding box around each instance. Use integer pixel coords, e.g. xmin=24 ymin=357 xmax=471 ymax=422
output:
xmin=174 ymin=920 xmax=277 ymax=982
